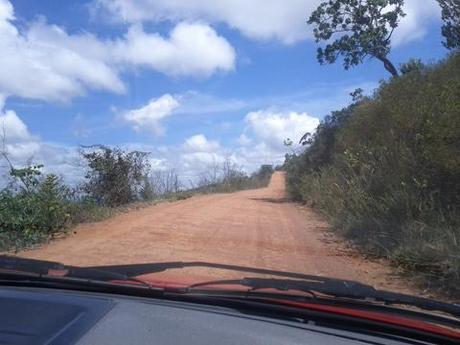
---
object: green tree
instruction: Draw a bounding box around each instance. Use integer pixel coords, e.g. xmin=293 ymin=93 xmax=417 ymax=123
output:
xmin=307 ymin=0 xmax=405 ymax=77
xmin=81 ymin=146 xmax=151 ymax=206
xmin=437 ymin=0 xmax=460 ymax=50
xmin=9 ymin=165 xmax=43 ymax=193
xmin=37 ymin=174 xmax=70 ymax=233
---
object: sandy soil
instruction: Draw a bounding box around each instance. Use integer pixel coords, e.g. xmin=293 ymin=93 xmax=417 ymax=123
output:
xmin=18 ymin=172 xmax=419 ymax=295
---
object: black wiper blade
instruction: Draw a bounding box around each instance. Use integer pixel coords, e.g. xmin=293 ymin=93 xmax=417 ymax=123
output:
xmin=0 ymin=255 xmax=151 ymax=288
xmin=188 ymin=277 xmax=460 ymax=318
xmin=0 ymin=270 xmax=165 ymax=298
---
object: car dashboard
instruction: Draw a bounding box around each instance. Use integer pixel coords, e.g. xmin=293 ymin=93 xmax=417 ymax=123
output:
xmin=0 ymin=286 xmax=435 ymax=345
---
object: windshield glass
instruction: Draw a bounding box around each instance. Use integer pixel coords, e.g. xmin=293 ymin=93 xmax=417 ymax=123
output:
xmin=0 ymin=0 xmax=459 ymax=308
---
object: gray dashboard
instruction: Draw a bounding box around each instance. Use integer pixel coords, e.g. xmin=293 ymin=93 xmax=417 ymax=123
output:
xmin=0 ymin=287 xmax=429 ymax=345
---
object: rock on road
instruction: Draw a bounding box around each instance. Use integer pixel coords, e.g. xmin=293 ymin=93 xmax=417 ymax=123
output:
xmin=19 ymin=172 xmax=415 ymax=293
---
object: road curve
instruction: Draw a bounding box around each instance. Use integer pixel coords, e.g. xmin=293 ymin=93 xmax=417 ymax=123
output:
xmin=19 ymin=172 xmax=416 ymax=294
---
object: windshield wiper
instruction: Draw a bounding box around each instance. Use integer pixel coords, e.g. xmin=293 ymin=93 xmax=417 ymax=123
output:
xmin=1 ymin=256 xmax=459 ymax=319
xmin=186 ymin=277 xmax=460 ymax=317
xmin=0 ymin=255 xmax=151 ymax=289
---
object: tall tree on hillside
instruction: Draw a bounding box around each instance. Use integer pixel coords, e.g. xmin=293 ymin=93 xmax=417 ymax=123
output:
xmin=437 ymin=0 xmax=460 ymax=50
xmin=307 ymin=0 xmax=405 ymax=77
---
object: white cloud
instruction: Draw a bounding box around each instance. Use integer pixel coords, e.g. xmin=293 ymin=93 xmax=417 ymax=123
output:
xmin=0 ymin=0 xmax=235 ymax=103
xmin=217 ymin=109 xmax=321 ymax=172
xmin=94 ymin=0 xmax=315 ymax=44
xmin=182 ymin=134 xmax=220 ymax=152
xmin=0 ymin=105 xmax=89 ymax=186
xmin=93 ymin=0 xmax=441 ymax=45
xmin=393 ymin=0 xmax=441 ymax=46
xmin=112 ymin=23 xmax=235 ymax=78
xmin=0 ymin=109 xmax=33 ymax=141
xmin=0 ymin=0 xmax=13 ymax=21
xmin=0 ymin=8 xmax=124 ymax=102
xmin=243 ymin=110 xmax=320 ymax=151
xmin=180 ymin=134 xmax=225 ymax=179
xmin=0 ymin=107 xmax=41 ymax=170
xmin=123 ymin=94 xmax=179 ymax=136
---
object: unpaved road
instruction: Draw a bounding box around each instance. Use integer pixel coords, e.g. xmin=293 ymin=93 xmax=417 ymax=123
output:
xmin=19 ymin=172 xmax=417 ymax=294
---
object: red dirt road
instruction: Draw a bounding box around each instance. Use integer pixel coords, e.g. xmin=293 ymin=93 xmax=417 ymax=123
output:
xmin=19 ymin=172 xmax=416 ymax=294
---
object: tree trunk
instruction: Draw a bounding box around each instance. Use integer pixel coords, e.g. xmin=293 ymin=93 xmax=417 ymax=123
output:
xmin=377 ymin=56 xmax=399 ymax=77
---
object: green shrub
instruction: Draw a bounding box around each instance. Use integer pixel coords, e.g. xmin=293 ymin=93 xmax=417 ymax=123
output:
xmin=0 ymin=173 xmax=71 ymax=251
xmin=67 ymin=197 xmax=113 ymax=224
xmin=81 ymin=146 xmax=151 ymax=206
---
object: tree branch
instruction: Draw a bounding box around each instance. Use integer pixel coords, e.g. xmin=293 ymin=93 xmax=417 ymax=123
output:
xmin=377 ymin=55 xmax=399 ymax=77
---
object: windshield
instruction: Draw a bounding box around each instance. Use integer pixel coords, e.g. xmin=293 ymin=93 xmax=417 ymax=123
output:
xmin=0 ymin=0 xmax=459 ymax=309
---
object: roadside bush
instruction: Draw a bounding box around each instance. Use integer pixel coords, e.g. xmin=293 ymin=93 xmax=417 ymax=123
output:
xmin=285 ymin=53 xmax=460 ymax=295
xmin=0 ymin=168 xmax=71 ymax=251
xmin=66 ymin=196 xmax=113 ymax=224
xmin=81 ymin=146 xmax=151 ymax=206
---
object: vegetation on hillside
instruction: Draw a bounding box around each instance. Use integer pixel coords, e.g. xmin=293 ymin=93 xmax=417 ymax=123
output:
xmin=285 ymin=53 xmax=460 ymax=294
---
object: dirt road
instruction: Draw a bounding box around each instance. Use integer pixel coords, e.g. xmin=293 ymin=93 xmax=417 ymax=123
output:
xmin=19 ymin=172 xmax=416 ymax=294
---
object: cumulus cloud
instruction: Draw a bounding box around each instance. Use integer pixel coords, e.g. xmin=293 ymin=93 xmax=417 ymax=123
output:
xmin=393 ymin=0 xmax=441 ymax=46
xmin=182 ymin=134 xmax=220 ymax=152
xmin=243 ymin=110 xmax=320 ymax=151
xmin=93 ymin=0 xmax=441 ymax=45
xmin=112 ymin=23 xmax=235 ymax=78
xmin=180 ymin=134 xmax=225 ymax=177
xmin=0 ymin=104 xmax=45 ymax=164
xmin=0 ymin=3 xmax=124 ymax=102
xmin=0 ymin=107 xmax=41 ymax=179
xmin=0 ymin=0 xmax=235 ymax=103
xmin=0 ymin=110 xmax=33 ymax=142
xmin=210 ymin=109 xmax=318 ymax=172
xmin=123 ymin=94 xmax=179 ymax=136
xmin=0 ymin=105 xmax=87 ymax=186
xmin=93 ymin=0 xmax=314 ymax=44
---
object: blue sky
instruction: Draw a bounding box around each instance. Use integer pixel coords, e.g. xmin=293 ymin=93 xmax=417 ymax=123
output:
xmin=0 ymin=0 xmax=449 ymax=185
